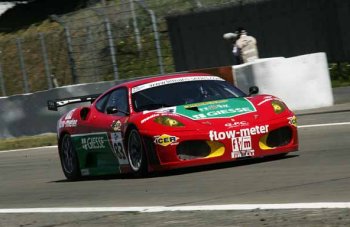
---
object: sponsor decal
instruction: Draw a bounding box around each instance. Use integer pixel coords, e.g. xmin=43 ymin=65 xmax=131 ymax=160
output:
xmin=72 ymin=132 xmax=126 ymax=174
xmin=184 ymin=100 xmax=227 ymax=109
xmin=209 ymin=125 xmax=269 ymax=141
xmin=232 ymin=136 xmax=252 ymax=151
xmin=132 ymin=76 xmax=224 ymax=93
xmin=209 ymin=125 xmax=268 ymax=159
xmin=59 ymin=119 xmax=78 ymax=128
xmin=111 ymin=132 xmax=128 ymax=165
xmin=81 ymin=136 xmax=106 ymax=150
xmin=288 ymin=116 xmax=297 ymax=127
xmin=198 ymin=104 xmax=229 ymax=111
xmin=224 ymin=121 xmax=249 ymax=128
xmin=190 ymin=107 xmax=253 ymax=119
xmin=176 ymin=98 xmax=256 ymax=120
xmin=231 ymin=136 xmax=255 ymax=158
xmin=154 ymin=134 xmax=179 ymax=146
xmin=58 ymin=109 xmax=78 ymax=128
xmin=111 ymin=120 xmax=122 ymax=131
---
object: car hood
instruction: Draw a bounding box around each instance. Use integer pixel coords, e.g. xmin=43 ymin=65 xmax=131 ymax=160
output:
xmin=132 ymin=95 xmax=294 ymax=131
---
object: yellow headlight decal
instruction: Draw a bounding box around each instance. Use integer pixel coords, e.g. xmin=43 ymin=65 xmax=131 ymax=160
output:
xmin=271 ymin=100 xmax=285 ymax=114
xmin=154 ymin=116 xmax=184 ymax=127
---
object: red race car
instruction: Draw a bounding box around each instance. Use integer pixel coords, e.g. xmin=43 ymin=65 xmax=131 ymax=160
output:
xmin=48 ymin=73 xmax=298 ymax=180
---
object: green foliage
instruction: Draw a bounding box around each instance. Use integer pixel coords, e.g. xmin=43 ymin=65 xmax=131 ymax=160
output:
xmin=329 ymin=63 xmax=350 ymax=87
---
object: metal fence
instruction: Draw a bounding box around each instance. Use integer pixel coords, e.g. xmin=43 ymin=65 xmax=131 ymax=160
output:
xmin=0 ymin=31 xmax=68 ymax=96
xmin=0 ymin=1 xmax=175 ymax=96
xmin=0 ymin=0 xmax=248 ymax=97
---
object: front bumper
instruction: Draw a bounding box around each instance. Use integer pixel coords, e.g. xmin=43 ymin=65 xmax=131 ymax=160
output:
xmin=141 ymin=116 xmax=298 ymax=171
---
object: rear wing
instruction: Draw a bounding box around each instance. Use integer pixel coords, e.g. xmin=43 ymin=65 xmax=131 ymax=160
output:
xmin=47 ymin=94 xmax=101 ymax=111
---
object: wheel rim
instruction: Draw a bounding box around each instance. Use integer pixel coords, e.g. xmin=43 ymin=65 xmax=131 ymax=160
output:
xmin=128 ymin=130 xmax=143 ymax=172
xmin=61 ymin=135 xmax=74 ymax=174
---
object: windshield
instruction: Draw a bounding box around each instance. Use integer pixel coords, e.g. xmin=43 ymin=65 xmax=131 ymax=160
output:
xmin=132 ymin=79 xmax=246 ymax=112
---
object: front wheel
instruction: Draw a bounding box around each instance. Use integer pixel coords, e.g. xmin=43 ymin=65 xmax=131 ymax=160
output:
xmin=59 ymin=134 xmax=81 ymax=180
xmin=127 ymin=129 xmax=147 ymax=176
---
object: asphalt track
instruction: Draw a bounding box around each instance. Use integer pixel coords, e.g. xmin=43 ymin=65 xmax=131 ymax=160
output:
xmin=1 ymin=104 xmax=350 ymax=226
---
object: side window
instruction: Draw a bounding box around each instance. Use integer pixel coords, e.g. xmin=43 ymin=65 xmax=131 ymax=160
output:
xmin=95 ymin=94 xmax=110 ymax=113
xmin=105 ymin=88 xmax=129 ymax=116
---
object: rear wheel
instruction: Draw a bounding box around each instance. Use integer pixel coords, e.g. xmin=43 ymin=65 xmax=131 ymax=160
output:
xmin=59 ymin=134 xmax=81 ymax=180
xmin=127 ymin=129 xmax=147 ymax=176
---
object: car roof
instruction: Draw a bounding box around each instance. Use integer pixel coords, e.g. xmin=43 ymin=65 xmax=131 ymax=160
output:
xmin=94 ymin=72 xmax=225 ymax=103
xmin=95 ymin=72 xmax=226 ymax=103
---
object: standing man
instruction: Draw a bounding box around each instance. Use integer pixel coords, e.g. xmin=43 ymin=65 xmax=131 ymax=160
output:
xmin=235 ymin=29 xmax=259 ymax=63
xmin=223 ymin=31 xmax=242 ymax=65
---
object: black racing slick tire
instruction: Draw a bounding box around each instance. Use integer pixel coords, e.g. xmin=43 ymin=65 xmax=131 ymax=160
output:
xmin=126 ymin=128 xmax=148 ymax=176
xmin=59 ymin=134 xmax=81 ymax=181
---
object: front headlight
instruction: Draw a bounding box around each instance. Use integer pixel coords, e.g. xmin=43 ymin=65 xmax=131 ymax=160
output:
xmin=154 ymin=116 xmax=184 ymax=127
xmin=271 ymin=100 xmax=285 ymax=114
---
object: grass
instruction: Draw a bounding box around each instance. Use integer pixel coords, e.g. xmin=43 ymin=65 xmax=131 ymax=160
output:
xmin=0 ymin=133 xmax=57 ymax=151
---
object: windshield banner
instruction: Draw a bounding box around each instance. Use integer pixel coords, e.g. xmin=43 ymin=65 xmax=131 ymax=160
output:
xmin=131 ymin=76 xmax=224 ymax=93
xmin=176 ymin=98 xmax=256 ymax=120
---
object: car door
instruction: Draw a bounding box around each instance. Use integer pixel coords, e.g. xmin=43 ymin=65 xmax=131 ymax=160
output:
xmin=93 ymin=87 xmax=129 ymax=165
xmin=72 ymin=87 xmax=130 ymax=175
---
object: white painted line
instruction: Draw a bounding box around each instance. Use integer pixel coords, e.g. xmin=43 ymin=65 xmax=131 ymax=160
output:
xmin=298 ymin=122 xmax=350 ymax=128
xmin=0 ymin=145 xmax=57 ymax=154
xmin=1 ymin=203 xmax=350 ymax=213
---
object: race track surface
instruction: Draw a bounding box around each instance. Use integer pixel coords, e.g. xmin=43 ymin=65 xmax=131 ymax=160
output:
xmin=1 ymin=105 xmax=350 ymax=226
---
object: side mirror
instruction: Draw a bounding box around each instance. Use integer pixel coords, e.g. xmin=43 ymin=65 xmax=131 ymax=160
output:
xmin=106 ymin=106 xmax=119 ymax=114
xmin=248 ymin=86 xmax=259 ymax=96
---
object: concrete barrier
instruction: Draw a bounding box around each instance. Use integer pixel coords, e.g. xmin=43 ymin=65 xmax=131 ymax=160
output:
xmin=233 ymin=52 xmax=333 ymax=110
xmin=0 ymin=81 xmax=120 ymax=139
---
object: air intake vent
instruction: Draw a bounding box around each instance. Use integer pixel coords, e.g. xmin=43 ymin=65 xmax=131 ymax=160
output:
xmin=266 ymin=126 xmax=292 ymax=147
xmin=176 ymin=140 xmax=211 ymax=160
